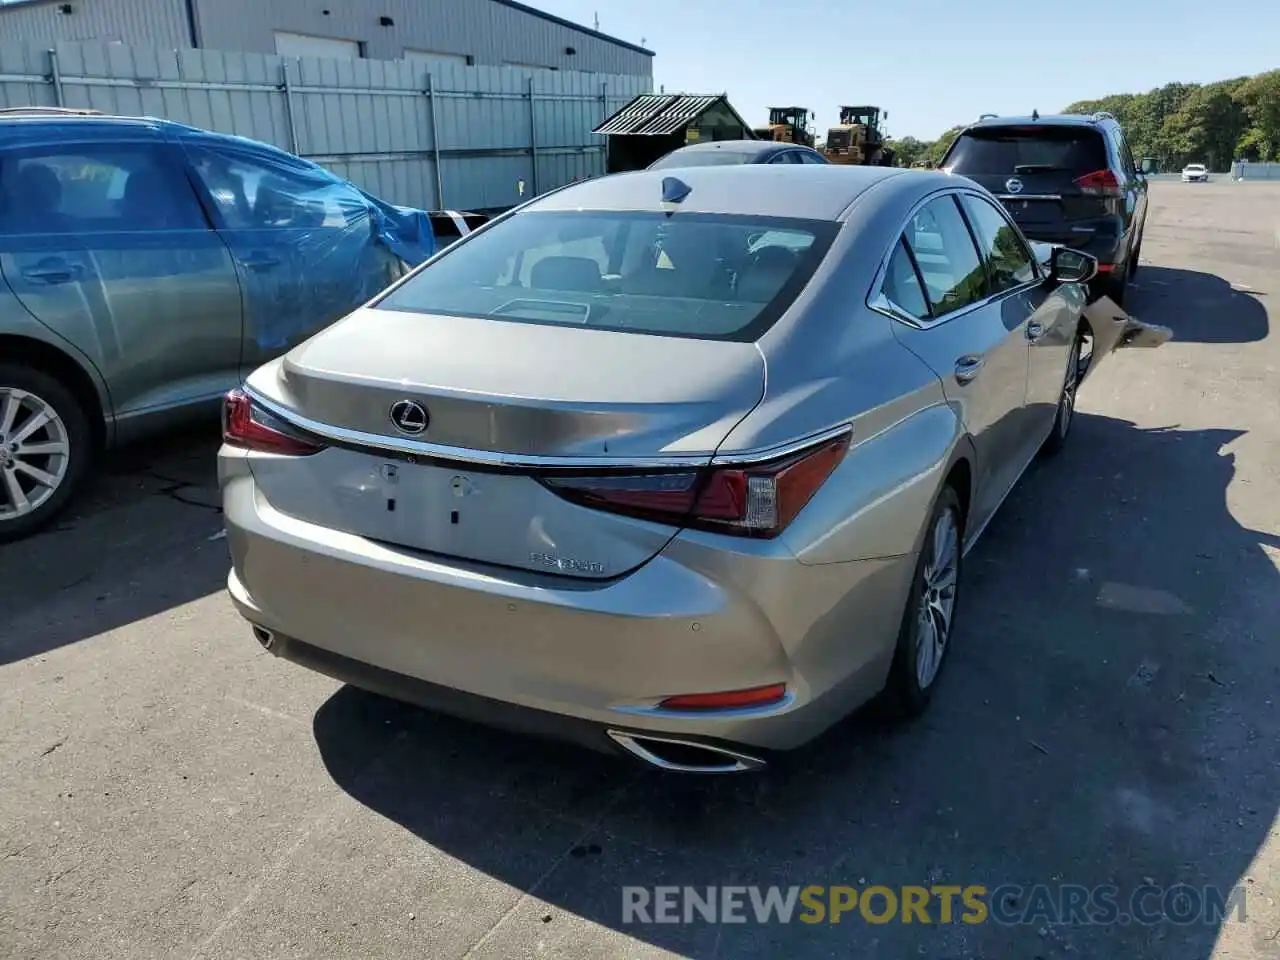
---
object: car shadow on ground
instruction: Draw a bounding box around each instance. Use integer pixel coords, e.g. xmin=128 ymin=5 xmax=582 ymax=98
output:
xmin=0 ymin=428 xmax=227 ymax=665
xmin=1129 ymin=266 xmax=1268 ymax=343
xmin=312 ymin=413 xmax=1280 ymax=957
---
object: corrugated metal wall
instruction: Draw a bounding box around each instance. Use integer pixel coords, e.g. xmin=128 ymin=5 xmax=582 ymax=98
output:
xmin=0 ymin=0 xmax=653 ymax=78
xmin=0 ymin=0 xmax=191 ymax=47
xmin=194 ymin=0 xmax=653 ymax=77
xmin=1232 ymin=161 xmax=1280 ymax=181
xmin=0 ymin=40 xmax=651 ymax=212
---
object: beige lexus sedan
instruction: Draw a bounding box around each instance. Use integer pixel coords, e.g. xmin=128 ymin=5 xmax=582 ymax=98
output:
xmin=219 ymin=164 xmax=1168 ymax=773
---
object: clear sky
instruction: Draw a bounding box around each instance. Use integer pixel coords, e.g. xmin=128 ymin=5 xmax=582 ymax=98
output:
xmin=530 ymin=0 xmax=1280 ymax=140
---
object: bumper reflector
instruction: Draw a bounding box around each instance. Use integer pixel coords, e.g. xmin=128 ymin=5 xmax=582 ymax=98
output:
xmin=659 ymin=683 xmax=787 ymax=711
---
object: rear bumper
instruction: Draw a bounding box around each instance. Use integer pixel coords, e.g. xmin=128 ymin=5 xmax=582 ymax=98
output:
xmin=1021 ymin=226 xmax=1129 ymax=271
xmin=221 ymin=463 xmax=913 ymax=754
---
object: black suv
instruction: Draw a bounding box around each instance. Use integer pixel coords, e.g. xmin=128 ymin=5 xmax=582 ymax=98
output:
xmin=940 ymin=112 xmax=1149 ymax=305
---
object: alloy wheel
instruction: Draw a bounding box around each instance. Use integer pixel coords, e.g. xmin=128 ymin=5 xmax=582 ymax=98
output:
xmin=0 ymin=387 xmax=71 ymax=521
xmin=915 ymin=506 xmax=959 ymax=690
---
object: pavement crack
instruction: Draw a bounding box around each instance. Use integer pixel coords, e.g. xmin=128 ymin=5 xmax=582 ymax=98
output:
xmin=40 ymin=739 xmax=65 ymax=758
xmin=164 ymin=490 xmax=222 ymax=513
xmin=185 ymin=730 xmax=413 ymax=960
xmin=459 ymin=773 xmax=641 ymax=959
xmin=47 ymin=862 xmax=80 ymax=885
xmin=143 ymin=471 xmax=222 ymax=513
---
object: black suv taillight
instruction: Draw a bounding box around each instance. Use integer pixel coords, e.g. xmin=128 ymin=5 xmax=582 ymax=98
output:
xmin=1073 ymin=168 xmax=1122 ymax=197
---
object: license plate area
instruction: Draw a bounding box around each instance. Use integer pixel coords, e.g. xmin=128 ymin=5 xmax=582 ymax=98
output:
xmin=361 ymin=459 xmax=520 ymax=557
xmin=1004 ymin=198 xmax=1059 ymax=223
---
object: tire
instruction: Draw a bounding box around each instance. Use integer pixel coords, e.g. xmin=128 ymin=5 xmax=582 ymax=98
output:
xmin=0 ymin=363 xmax=92 ymax=543
xmin=1040 ymin=334 xmax=1083 ymax=458
xmin=885 ymin=485 xmax=964 ymax=718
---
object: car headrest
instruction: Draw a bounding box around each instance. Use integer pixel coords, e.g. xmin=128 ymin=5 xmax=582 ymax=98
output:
xmin=14 ymin=163 xmax=62 ymax=216
xmin=529 ymin=255 xmax=603 ymax=292
xmin=738 ymin=245 xmax=798 ymax=301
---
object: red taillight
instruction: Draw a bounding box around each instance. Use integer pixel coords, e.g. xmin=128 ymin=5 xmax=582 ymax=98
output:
xmin=659 ymin=683 xmax=788 ymax=711
xmin=540 ymin=432 xmax=850 ymax=538
xmin=222 ymin=388 xmax=325 ymax=456
xmin=1073 ymin=168 xmax=1121 ymax=197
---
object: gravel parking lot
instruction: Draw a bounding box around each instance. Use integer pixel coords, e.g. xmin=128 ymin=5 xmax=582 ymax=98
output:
xmin=2 ymin=180 xmax=1277 ymax=960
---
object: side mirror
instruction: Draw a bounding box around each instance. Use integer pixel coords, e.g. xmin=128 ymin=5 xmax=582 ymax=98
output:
xmin=1048 ymin=247 xmax=1098 ymax=285
xmin=1138 ymin=158 xmax=1156 ymax=175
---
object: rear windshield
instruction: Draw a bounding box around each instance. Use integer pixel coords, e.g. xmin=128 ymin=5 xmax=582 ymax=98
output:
xmin=649 ymin=150 xmax=756 ymax=169
xmin=376 ymin=210 xmax=837 ymax=341
xmin=944 ymin=126 xmax=1108 ymax=175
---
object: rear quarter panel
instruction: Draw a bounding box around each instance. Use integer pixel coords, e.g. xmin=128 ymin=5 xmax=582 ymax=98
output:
xmin=718 ymin=178 xmax=970 ymax=565
xmin=0 ymin=286 xmax=115 ymax=438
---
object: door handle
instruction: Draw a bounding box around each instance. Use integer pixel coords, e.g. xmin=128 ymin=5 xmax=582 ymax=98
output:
xmin=22 ymin=261 xmax=83 ymax=284
xmin=1027 ymin=321 xmax=1045 ymax=341
xmin=240 ymin=253 xmax=281 ymax=272
xmin=954 ymin=355 xmax=985 ymax=383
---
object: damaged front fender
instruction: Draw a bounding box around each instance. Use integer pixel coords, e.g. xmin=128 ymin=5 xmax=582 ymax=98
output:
xmin=1081 ymin=296 xmax=1173 ymax=379
xmin=1116 ymin=317 xmax=1174 ymax=349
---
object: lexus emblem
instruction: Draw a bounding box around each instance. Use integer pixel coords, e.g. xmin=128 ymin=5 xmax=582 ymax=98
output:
xmin=1005 ymin=176 xmax=1024 ymax=194
xmin=389 ymin=399 xmax=429 ymax=435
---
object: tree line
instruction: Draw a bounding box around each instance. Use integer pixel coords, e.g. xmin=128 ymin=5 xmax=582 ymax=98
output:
xmin=884 ymin=68 xmax=1280 ymax=173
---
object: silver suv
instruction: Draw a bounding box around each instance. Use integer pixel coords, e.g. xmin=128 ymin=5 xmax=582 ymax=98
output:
xmin=0 ymin=110 xmax=474 ymax=542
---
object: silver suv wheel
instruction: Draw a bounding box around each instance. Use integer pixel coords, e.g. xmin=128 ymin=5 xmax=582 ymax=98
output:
xmin=0 ymin=387 xmax=71 ymax=521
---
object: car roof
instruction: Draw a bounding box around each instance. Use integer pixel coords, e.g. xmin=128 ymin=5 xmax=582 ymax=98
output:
xmin=0 ymin=111 xmax=170 ymax=127
xmin=0 ymin=112 xmax=310 ymax=160
xmin=964 ymin=113 xmax=1114 ymax=132
xmin=666 ymin=140 xmax=805 ymax=157
xmin=0 ymin=112 xmax=205 ymax=140
xmin=526 ymin=164 xmax=923 ymax=221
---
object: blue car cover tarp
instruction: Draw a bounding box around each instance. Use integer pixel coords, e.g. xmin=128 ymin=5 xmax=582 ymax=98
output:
xmin=0 ymin=120 xmax=443 ymax=355
xmin=177 ymin=138 xmax=440 ymax=350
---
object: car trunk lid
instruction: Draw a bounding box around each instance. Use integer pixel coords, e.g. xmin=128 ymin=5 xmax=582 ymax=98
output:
xmin=242 ymin=306 xmax=766 ymax=579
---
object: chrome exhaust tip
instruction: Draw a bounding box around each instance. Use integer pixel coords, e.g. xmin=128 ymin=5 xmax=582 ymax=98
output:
xmin=251 ymin=625 xmax=276 ymax=651
xmin=606 ymin=730 xmax=766 ymax=774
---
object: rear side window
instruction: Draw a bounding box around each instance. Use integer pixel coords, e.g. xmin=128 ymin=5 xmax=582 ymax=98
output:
xmin=881 ymin=239 xmax=929 ymax=320
xmin=1116 ymin=132 xmax=1137 ymax=175
xmin=902 ymin=196 xmax=986 ymax=317
xmin=0 ymin=143 xmax=206 ymax=234
xmin=944 ymin=126 xmax=1108 ymax=176
xmin=377 ymin=210 xmax=838 ymax=341
xmin=185 ymin=144 xmax=365 ymax=230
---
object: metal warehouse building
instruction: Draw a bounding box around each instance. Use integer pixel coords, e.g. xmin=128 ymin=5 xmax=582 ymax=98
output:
xmin=0 ymin=0 xmax=653 ymax=78
xmin=0 ymin=0 xmax=654 ymax=212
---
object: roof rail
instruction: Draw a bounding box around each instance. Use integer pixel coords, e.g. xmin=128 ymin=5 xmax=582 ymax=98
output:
xmin=977 ymin=113 xmax=998 ymax=120
xmin=1092 ymin=111 xmax=1115 ymax=121
xmin=0 ymin=106 xmax=106 ymax=116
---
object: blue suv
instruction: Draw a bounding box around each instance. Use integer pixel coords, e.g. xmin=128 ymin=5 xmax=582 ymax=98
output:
xmin=0 ymin=109 xmax=475 ymax=541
